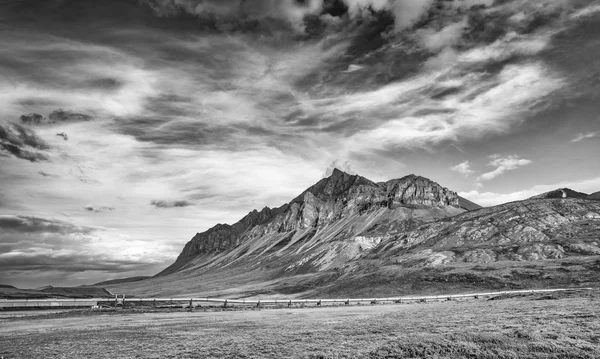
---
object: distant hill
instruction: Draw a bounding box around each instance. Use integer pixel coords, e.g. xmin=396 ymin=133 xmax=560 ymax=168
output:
xmin=0 ymin=284 xmax=16 ymax=289
xmin=458 ymin=196 xmax=483 ymax=211
xmin=529 ymin=188 xmax=590 ymax=200
xmin=93 ymin=276 xmax=150 ymax=286
xmin=35 ymin=285 xmax=54 ymax=291
xmin=589 ymin=191 xmax=600 ymax=200
xmin=0 ymin=285 xmax=112 ymax=299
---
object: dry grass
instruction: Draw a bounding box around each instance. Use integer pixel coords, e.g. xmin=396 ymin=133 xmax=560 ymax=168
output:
xmin=1 ymin=292 xmax=599 ymax=358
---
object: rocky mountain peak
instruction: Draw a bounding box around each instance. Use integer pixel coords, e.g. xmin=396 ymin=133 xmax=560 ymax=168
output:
xmin=293 ymin=169 xmax=377 ymax=203
xmin=384 ymin=174 xmax=460 ymax=207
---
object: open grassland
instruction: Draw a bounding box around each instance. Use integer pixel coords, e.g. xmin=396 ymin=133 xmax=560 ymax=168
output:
xmin=1 ymin=291 xmax=599 ymax=358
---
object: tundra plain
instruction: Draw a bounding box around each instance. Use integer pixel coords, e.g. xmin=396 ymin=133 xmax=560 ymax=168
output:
xmin=1 ymin=290 xmax=599 ymax=359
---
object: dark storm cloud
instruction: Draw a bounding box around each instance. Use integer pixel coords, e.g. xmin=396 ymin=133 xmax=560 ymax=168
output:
xmin=0 ymin=123 xmax=50 ymax=162
xmin=0 ymin=215 xmax=95 ymax=235
xmin=150 ymin=200 xmax=195 ymax=208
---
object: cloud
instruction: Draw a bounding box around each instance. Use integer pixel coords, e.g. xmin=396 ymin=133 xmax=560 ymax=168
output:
xmin=331 ymin=60 xmax=563 ymax=153
xmin=0 ymin=34 xmax=159 ymax=119
xmin=144 ymin=0 xmax=438 ymax=34
xmin=20 ymin=109 xmax=93 ymax=126
xmin=150 ymin=200 xmax=194 ymax=208
xmin=324 ymin=159 xmax=356 ymax=177
xmin=0 ymin=214 xmax=177 ymax=287
xmin=343 ymin=64 xmax=364 ymax=73
xmin=571 ymin=4 xmax=600 ymax=20
xmin=478 ymin=155 xmax=532 ymax=181
xmin=143 ymin=0 xmax=326 ymax=32
xmin=416 ymin=20 xmax=467 ymax=51
xmin=0 ymin=123 xmax=50 ymax=162
xmin=451 ymin=161 xmax=474 ymax=177
xmin=344 ymin=0 xmax=434 ymax=31
xmin=571 ymin=132 xmax=598 ymax=143
xmin=84 ymin=206 xmax=116 ymax=213
xmin=389 ymin=0 xmax=435 ymax=32
xmin=0 ymin=215 xmax=95 ymax=235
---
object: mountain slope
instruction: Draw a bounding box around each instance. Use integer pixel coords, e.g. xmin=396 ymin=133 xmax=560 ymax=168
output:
xmin=157 ymin=169 xmax=464 ymax=277
xmin=372 ymin=198 xmax=600 ymax=265
xmin=108 ymin=172 xmax=600 ymax=298
xmin=458 ymin=196 xmax=483 ymax=211
xmin=529 ymin=188 xmax=590 ymax=200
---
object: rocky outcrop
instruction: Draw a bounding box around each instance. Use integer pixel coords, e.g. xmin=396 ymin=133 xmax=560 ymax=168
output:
xmin=374 ymin=198 xmax=600 ymax=266
xmin=158 ymin=206 xmax=286 ymax=275
xmin=589 ymin=191 xmax=600 ymax=200
xmin=158 ymin=169 xmax=465 ymax=275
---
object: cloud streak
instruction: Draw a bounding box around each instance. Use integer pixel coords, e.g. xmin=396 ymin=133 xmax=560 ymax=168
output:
xmin=150 ymin=200 xmax=194 ymax=209
xmin=0 ymin=123 xmax=50 ymax=162
xmin=572 ymin=132 xmax=598 ymax=143
xmin=478 ymin=155 xmax=533 ymax=181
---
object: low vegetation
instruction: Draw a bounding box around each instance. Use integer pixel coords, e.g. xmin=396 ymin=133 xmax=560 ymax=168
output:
xmin=1 ymin=291 xmax=598 ymax=358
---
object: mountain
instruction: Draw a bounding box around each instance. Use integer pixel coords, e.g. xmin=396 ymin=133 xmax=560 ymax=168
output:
xmin=589 ymin=191 xmax=600 ymax=200
xmin=106 ymin=170 xmax=600 ymax=298
xmin=93 ymin=276 xmax=151 ymax=286
xmin=529 ymin=188 xmax=590 ymax=200
xmin=157 ymin=169 xmax=465 ymax=276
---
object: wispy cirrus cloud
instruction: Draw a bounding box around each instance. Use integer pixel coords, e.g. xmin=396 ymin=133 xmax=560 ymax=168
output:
xmin=571 ymin=132 xmax=598 ymax=143
xmin=478 ymin=155 xmax=533 ymax=181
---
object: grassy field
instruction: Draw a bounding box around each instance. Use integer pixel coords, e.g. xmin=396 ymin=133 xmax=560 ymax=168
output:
xmin=1 ymin=291 xmax=599 ymax=358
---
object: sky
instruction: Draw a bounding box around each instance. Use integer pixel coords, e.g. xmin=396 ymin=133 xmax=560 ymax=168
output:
xmin=1 ymin=0 xmax=600 ymax=288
